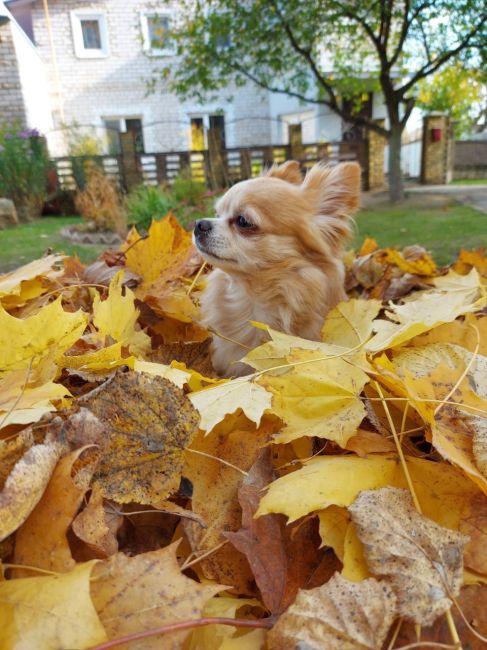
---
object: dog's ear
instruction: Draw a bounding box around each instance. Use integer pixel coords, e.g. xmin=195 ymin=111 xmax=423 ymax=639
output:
xmin=301 ymin=162 xmax=361 ymax=253
xmin=302 ymin=162 xmax=361 ymax=218
xmin=265 ymin=160 xmax=303 ymax=185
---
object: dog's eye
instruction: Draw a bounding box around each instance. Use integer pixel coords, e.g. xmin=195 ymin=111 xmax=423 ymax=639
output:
xmin=236 ymin=215 xmax=254 ymax=229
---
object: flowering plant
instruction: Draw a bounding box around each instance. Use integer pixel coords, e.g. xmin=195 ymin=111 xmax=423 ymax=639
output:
xmin=0 ymin=125 xmax=50 ymax=222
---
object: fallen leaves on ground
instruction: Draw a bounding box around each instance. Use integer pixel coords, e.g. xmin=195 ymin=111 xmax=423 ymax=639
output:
xmin=0 ymin=225 xmax=487 ymax=649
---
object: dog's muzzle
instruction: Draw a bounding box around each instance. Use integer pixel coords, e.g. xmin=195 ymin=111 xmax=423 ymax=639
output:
xmin=194 ymin=219 xmax=213 ymax=241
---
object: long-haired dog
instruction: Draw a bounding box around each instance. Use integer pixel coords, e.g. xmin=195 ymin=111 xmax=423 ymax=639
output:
xmin=193 ymin=160 xmax=361 ymax=376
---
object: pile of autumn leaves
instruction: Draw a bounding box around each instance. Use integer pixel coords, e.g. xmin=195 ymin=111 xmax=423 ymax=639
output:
xmin=1 ymin=213 xmax=487 ymax=650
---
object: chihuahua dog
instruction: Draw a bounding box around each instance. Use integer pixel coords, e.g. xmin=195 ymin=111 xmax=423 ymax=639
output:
xmin=193 ymin=160 xmax=361 ymax=376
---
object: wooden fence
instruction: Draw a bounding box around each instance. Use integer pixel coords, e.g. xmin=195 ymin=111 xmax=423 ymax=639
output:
xmin=51 ymin=135 xmax=367 ymax=193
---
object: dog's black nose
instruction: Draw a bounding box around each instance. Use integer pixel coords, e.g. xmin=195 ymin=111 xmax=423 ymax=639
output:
xmin=194 ymin=220 xmax=213 ymax=236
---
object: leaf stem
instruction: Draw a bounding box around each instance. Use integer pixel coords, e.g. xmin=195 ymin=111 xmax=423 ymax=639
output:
xmin=374 ymin=381 xmax=422 ymax=513
xmin=87 ymin=616 xmax=273 ymax=650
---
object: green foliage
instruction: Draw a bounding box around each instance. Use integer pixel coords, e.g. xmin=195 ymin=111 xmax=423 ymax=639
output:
xmin=125 ymin=169 xmax=214 ymax=230
xmin=159 ymin=0 xmax=486 ymax=201
xmin=417 ymin=63 xmax=486 ymax=136
xmin=0 ymin=125 xmax=50 ymax=221
xmin=125 ymin=184 xmax=177 ymax=230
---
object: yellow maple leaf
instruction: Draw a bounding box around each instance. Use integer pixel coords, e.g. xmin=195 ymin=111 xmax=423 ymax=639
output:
xmin=0 ymin=255 xmax=64 ymax=308
xmin=189 ymin=377 xmax=272 ymax=434
xmin=134 ymin=359 xmax=190 ymax=389
xmin=92 ymin=271 xmax=151 ymax=357
xmin=170 ymin=360 xmax=225 ymax=392
xmin=378 ymin=248 xmax=437 ymax=276
xmin=0 ymin=296 xmax=88 ymax=374
xmin=453 ymin=248 xmax=487 ymax=277
xmin=257 ymin=454 xmax=483 ymax=526
xmin=358 ymin=237 xmax=379 ymax=256
xmin=0 ymin=561 xmax=107 ymax=650
xmin=122 ymin=213 xmax=194 ymax=290
xmin=257 ymin=348 xmax=369 ymax=447
xmin=62 ymin=342 xmax=135 ymax=374
xmin=320 ymin=298 xmax=382 ymax=349
xmin=0 ymin=374 xmax=70 ymax=427
xmin=367 ymin=268 xmax=485 ymax=352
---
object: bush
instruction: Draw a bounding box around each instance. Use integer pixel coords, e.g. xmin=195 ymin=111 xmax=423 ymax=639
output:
xmin=125 ymin=184 xmax=177 ymax=231
xmin=0 ymin=126 xmax=50 ymax=222
xmin=74 ymin=166 xmax=127 ymax=235
xmin=125 ymin=169 xmax=215 ymax=231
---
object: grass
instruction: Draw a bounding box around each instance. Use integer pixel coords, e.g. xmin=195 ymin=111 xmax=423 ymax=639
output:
xmin=353 ymin=201 xmax=486 ymax=266
xmin=449 ymin=178 xmax=487 ymax=185
xmin=0 ymin=217 xmax=105 ymax=273
xmin=0 ymin=201 xmax=485 ymax=273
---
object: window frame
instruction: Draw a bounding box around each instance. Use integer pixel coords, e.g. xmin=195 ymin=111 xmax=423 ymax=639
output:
xmin=70 ymin=10 xmax=110 ymax=59
xmin=140 ymin=11 xmax=176 ymax=57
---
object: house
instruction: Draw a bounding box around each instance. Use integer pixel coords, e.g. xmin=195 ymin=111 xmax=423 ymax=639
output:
xmin=4 ymin=0 xmax=387 ymax=157
xmin=0 ymin=1 xmax=52 ymax=134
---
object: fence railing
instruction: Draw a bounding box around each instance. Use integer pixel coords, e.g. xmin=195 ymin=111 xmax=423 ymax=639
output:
xmin=51 ymin=136 xmax=367 ymax=193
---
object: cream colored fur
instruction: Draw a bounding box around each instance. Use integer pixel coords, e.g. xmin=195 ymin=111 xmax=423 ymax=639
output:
xmin=193 ymin=160 xmax=361 ymax=376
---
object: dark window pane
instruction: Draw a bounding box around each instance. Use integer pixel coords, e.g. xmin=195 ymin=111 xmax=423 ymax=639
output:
xmin=209 ymin=114 xmax=226 ymax=148
xmin=81 ymin=19 xmax=102 ymax=49
xmin=148 ymin=15 xmax=169 ymax=49
xmin=126 ymin=118 xmax=144 ymax=153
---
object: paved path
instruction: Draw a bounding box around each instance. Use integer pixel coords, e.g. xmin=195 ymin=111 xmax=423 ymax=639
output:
xmin=406 ymin=184 xmax=487 ymax=214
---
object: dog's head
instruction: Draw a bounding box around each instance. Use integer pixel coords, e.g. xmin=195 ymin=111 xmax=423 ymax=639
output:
xmin=193 ymin=160 xmax=361 ymax=274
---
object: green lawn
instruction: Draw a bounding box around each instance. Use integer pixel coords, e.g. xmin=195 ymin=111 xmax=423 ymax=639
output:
xmin=449 ymin=178 xmax=487 ymax=185
xmin=0 ymin=217 xmax=105 ymax=272
xmin=0 ymin=202 xmax=485 ymax=273
xmin=353 ymin=202 xmax=486 ymax=266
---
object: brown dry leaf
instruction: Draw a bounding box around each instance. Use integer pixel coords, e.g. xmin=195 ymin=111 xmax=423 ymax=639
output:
xmin=83 ymin=259 xmax=140 ymax=287
xmin=82 ymin=371 xmax=199 ymax=504
xmin=381 ymin=273 xmax=432 ymax=302
xmin=62 ymin=407 xmax=106 ymax=449
xmin=0 ymin=560 xmax=107 ymax=650
xmin=459 ymin=493 xmax=487 ymax=575
xmin=183 ymin=413 xmax=278 ymax=593
xmin=0 ymin=437 xmax=65 ymax=542
xmin=395 ymin=583 xmax=487 ymax=650
xmin=13 ymin=447 xmax=99 ymax=576
xmin=267 ymin=572 xmax=397 ymax=650
xmin=91 ymin=543 xmax=223 ymax=649
xmin=226 ymin=448 xmax=328 ymax=614
xmin=349 ymin=486 xmax=468 ymax=626
xmin=345 ymin=429 xmax=396 ymax=457
xmin=0 ymin=429 xmax=34 ymax=487
xmin=351 ymin=253 xmax=385 ymax=289
xmin=72 ymin=483 xmax=123 ymax=559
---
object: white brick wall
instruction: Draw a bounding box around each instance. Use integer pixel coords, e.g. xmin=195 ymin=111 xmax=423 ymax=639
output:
xmin=0 ymin=21 xmax=27 ymax=127
xmin=30 ymin=0 xmax=273 ymax=154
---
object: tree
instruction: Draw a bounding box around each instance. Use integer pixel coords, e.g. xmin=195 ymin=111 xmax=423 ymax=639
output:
xmin=160 ymin=0 xmax=486 ymax=201
xmin=417 ymin=62 xmax=487 ymax=137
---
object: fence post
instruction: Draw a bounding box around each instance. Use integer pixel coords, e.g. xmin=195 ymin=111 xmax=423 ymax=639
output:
xmin=421 ymin=113 xmax=453 ymax=184
xmin=289 ymin=124 xmax=304 ymax=161
xmin=366 ymin=120 xmax=386 ymax=191
xmin=120 ymin=131 xmax=142 ymax=191
xmin=208 ymin=126 xmax=226 ymax=189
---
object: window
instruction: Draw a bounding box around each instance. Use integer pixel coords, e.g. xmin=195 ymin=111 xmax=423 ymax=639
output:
xmin=71 ymin=11 xmax=109 ymax=58
xmin=141 ymin=13 xmax=175 ymax=56
xmin=103 ymin=118 xmax=144 ymax=154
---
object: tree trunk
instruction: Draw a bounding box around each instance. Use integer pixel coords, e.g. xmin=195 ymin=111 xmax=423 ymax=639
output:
xmin=388 ymin=125 xmax=404 ymax=202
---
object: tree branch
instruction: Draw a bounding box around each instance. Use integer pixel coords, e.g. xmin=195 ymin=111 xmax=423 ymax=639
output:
xmin=266 ymin=0 xmax=390 ymax=136
xmin=398 ymin=20 xmax=486 ymax=95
